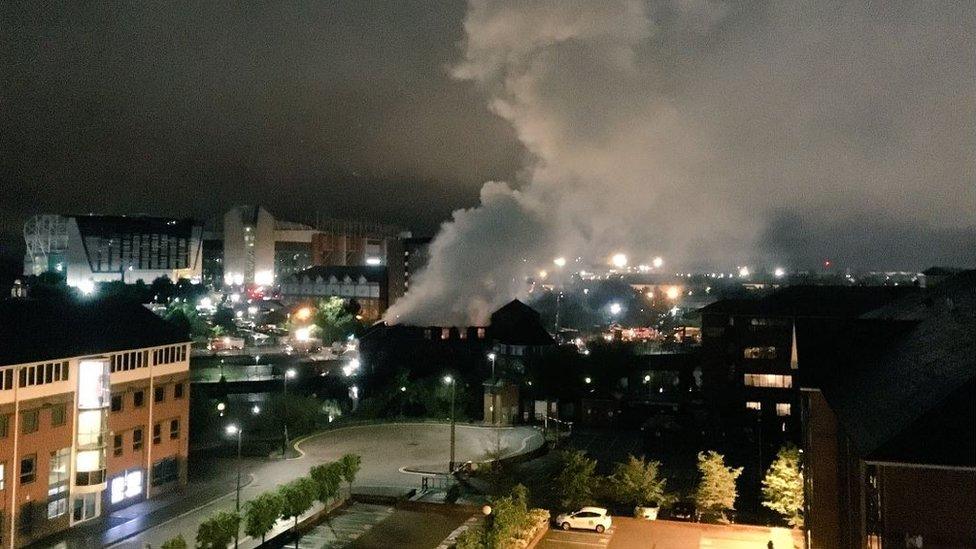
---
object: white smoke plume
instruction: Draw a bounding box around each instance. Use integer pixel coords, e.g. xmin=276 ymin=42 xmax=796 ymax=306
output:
xmin=386 ymin=0 xmax=976 ymax=326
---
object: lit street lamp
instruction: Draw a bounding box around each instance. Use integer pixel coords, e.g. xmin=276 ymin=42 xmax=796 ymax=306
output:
xmin=444 ymin=375 xmax=457 ymax=472
xmin=482 ymin=505 xmax=494 ymax=546
xmin=226 ymin=424 xmax=243 ymax=549
xmin=281 ymin=368 xmax=297 ymax=455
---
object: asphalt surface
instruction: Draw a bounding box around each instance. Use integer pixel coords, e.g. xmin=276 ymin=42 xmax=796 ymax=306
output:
xmin=348 ymin=505 xmax=474 ymax=549
xmin=539 ymin=517 xmax=803 ymax=549
xmin=539 ymin=525 xmax=616 ymax=548
xmin=102 ymin=423 xmax=542 ymax=549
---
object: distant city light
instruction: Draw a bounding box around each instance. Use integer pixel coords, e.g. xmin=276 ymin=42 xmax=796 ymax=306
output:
xmin=229 ymin=293 xmax=241 ymax=303
xmin=774 ymin=267 xmax=786 ymax=278
xmin=216 ymin=402 xmax=226 ymax=412
xmin=584 ymin=377 xmax=592 ymax=384
xmin=251 ymin=405 xmax=261 ymax=415
xmin=738 ymin=266 xmax=751 ymax=277
xmin=643 ymin=374 xmax=651 ymax=383
xmin=400 ymin=386 xmax=407 ymax=392
xmin=538 ymin=270 xmax=548 ymax=279
xmin=553 ymin=257 xmax=567 ymax=267
xmin=609 ymin=302 xmax=622 ymax=315
xmin=77 ymin=279 xmax=95 ymax=296
xmin=487 ymin=352 xmax=496 ymax=361
xmin=285 ymin=368 xmax=297 ymax=379
xmin=611 ymin=253 xmax=628 ymax=268
xmin=652 ymin=256 xmax=664 ymax=269
xmin=443 ymin=375 xmax=454 ymax=384
xmin=365 ymin=257 xmax=382 ymax=266
xmin=294 ymin=307 xmax=312 ymax=321
xmin=225 ymin=424 xmax=239 ymax=435
xmin=295 ymin=327 xmax=312 ymax=342
xmin=666 ymin=286 xmax=680 ymax=300
xmin=247 ymin=306 xmax=258 ymax=316
xmin=198 ymin=297 xmax=213 ymax=309
xmin=254 ymin=270 xmax=274 ymax=286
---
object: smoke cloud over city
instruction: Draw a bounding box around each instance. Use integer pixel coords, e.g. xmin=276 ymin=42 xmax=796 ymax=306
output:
xmin=386 ymin=0 xmax=976 ymax=326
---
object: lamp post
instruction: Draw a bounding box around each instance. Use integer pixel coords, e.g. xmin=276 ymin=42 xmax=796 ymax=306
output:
xmin=487 ymin=353 xmax=497 ymax=424
xmin=444 ymin=375 xmax=456 ymax=472
xmin=226 ymin=424 xmax=242 ymax=549
xmin=282 ymin=368 xmax=296 ymax=455
xmin=482 ymin=505 xmax=493 ymax=547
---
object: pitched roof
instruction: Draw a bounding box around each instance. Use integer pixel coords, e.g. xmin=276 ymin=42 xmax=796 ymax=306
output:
xmin=797 ymin=272 xmax=976 ymax=467
xmin=283 ymin=265 xmax=388 ymax=285
xmin=0 ymin=297 xmax=189 ymax=366
xmin=489 ymin=299 xmax=555 ymax=346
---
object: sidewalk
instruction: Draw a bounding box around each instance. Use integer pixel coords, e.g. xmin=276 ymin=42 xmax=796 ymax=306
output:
xmin=34 ymin=456 xmax=248 ymax=548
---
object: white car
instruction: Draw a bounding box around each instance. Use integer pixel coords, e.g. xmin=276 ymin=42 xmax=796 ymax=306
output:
xmin=554 ymin=507 xmax=612 ymax=533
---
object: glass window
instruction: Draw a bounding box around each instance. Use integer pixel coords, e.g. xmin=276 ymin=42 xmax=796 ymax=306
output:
xmin=51 ymin=403 xmax=66 ymax=427
xmin=174 ymin=383 xmax=184 ymax=399
xmin=134 ymin=390 xmax=145 ymax=408
xmin=743 ymin=374 xmax=793 ymax=388
xmin=170 ymin=419 xmax=180 ymax=440
xmin=743 ymin=346 xmax=778 ymax=359
xmin=133 ymin=428 xmax=144 ymax=451
xmin=746 ymin=401 xmax=762 ymax=410
xmin=776 ymin=403 xmax=792 ymax=416
xmin=114 ymin=434 xmax=124 ymax=456
xmin=0 ymin=414 xmax=8 ymax=438
xmin=48 ymin=497 xmax=67 ymax=519
xmin=154 ymin=386 xmax=165 ymax=403
xmin=21 ymin=409 xmax=39 ymax=434
xmin=20 ymin=454 xmax=36 ymax=484
xmin=111 ymin=394 xmax=123 ymax=412
xmin=0 ymin=462 xmax=5 ymax=490
xmin=153 ymin=423 xmax=161 ymax=445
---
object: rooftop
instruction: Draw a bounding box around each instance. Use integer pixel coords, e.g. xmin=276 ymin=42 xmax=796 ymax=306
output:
xmin=0 ymin=297 xmax=190 ymax=366
xmin=700 ymin=285 xmax=917 ymax=318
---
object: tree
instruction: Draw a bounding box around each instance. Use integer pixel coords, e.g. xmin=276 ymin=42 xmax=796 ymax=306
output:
xmin=338 ymin=454 xmax=361 ymax=493
xmin=313 ymin=297 xmax=362 ymax=344
xmin=762 ymin=443 xmax=804 ymax=527
xmin=151 ymin=276 xmax=175 ymax=302
xmin=555 ymin=450 xmax=598 ymax=510
xmin=161 ymin=534 xmax=187 ymax=549
xmin=609 ymin=455 xmax=669 ymax=509
xmin=195 ymin=510 xmax=240 ymax=549
xmin=694 ymin=451 xmax=742 ymax=523
xmin=278 ymin=477 xmax=318 ymax=543
xmin=164 ymin=302 xmax=208 ymax=338
xmin=212 ymin=306 xmax=237 ymax=333
xmin=243 ymin=491 xmax=284 ymax=543
xmin=310 ymin=462 xmax=343 ymax=504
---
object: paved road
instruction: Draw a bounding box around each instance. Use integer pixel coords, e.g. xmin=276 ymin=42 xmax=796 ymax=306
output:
xmin=348 ymin=505 xmax=474 ymax=549
xmin=109 ymin=423 xmax=542 ymax=548
xmin=539 ymin=518 xmax=803 ymax=549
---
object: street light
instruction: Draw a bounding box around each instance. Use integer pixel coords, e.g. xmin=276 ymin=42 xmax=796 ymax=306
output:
xmin=281 ymin=368 xmax=297 ymax=455
xmin=482 ymin=505 xmax=494 ymax=546
xmin=487 ymin=353 xmax=498 ymax=424
xmin=251 ymin=405 xmax=261 ymax=415
xmin=444 ymin=375 xmax=457 ymax=472
xmin=226 ymin=424 xmax=243 ymax=549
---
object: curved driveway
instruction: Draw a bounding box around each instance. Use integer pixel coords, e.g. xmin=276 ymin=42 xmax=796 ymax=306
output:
xmin=113 ymin=423 xmax=542 ymax=548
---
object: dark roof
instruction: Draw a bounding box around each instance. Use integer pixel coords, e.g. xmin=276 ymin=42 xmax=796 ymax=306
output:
xmin=922 ymin=266 xmax=964 ymax=277
xmin=283 ymin=265 xmax=388 ymax=285
xmin=797 ymin=272 xmax=976 ymax=467
xmin=700 ymin=285 xmax=917 ymax=318
xmin=72 ymin=214 xmax=199 ymax=239
xmin=0 ymin=298 xmax=189 ymax=366
xmin=488 ymin=300 xmax=555 ymax=346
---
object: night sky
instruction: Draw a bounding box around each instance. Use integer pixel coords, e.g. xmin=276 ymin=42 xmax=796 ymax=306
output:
xmin=2 ymin=1 xmax=974 ymax=283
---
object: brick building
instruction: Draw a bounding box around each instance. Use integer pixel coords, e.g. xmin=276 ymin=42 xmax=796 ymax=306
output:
xmin=0 ymin=297 xmax=190 ymax=548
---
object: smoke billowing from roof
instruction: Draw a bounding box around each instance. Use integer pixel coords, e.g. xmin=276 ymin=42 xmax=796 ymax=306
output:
xmin=386 ymin=0 xmax=976 ymax=326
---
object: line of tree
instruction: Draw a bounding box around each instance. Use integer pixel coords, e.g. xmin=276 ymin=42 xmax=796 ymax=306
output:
xmin=455 ymin=484 xmax=550 ymax=549
xmin=161 ymin=453 xmax=361 ymax=549
xmin=549 ymin=446 xmax=802 ymax=527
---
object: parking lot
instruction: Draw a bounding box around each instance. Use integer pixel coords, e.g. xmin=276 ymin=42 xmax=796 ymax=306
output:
xmin=538 ymin=525 xmax=615 ymax=548
xmin=538 ymin=518 xmax=803 ymax=549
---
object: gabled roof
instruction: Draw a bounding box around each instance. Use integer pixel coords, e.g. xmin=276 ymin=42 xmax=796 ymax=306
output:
xmin=283 ymin=265 xmax=387 ymax=285
xmin=489 ymin=299 xmax=555 ymax=346
xmin=0 ymin=297 xmax=189 ymax=366
xmin=797 ymin=272 xmax=976 ymax=468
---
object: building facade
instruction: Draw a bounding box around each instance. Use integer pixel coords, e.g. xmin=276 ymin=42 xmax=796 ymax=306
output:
xmin=23 ymin=215 xmax=204 ymax=290
xmin=279 ymin=265 xmax=388 ymax=320
xmin=0 ymin=298 xmax=190 ymax=548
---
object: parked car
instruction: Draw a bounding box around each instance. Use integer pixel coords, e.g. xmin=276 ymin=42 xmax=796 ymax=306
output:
xmin=667 ymin=500 xmax=696 ymax=521
xmin=554 ymin=507 xmax=612 ymax=533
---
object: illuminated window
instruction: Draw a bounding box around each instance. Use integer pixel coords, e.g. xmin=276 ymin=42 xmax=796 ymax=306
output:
xmin=441 ymin=328 xmax=451 ymax=340
xmin=0 ymin=462 xmax=5 ymax=490
xmin=776 ymin=403 xmax=792 ymax=416
xmin=477 ymin=328 xmax=486 ymax=339
xmin=745 ymin=401 xmax=762 ymax=411
xmin=743 ymin=374 xmax=793 ymax=388
xmin=110 ymin=470 xmax=144 ymax=504
xmin=743 ymin=346 xmax=777 ymax=359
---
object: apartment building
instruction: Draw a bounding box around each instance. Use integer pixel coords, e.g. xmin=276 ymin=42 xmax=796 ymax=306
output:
xmin=0 ymin=297 xmax=190 ymax=548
